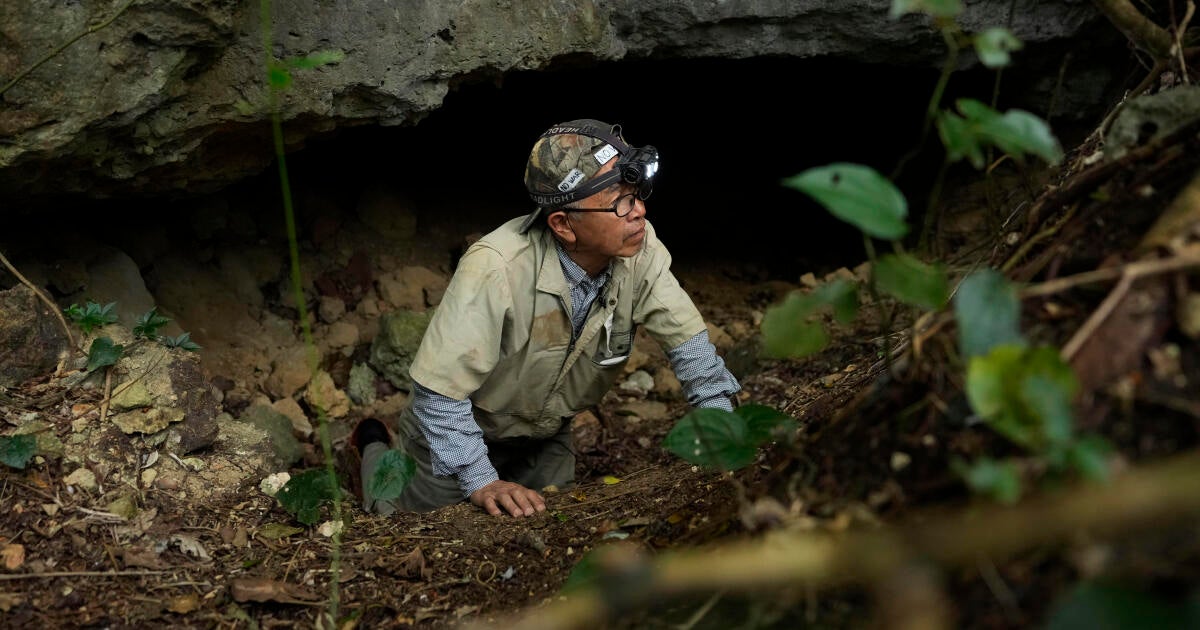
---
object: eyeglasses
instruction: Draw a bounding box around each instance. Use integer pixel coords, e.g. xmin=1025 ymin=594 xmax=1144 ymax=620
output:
xmin=568 ymin=192 xmax=640 ymax=217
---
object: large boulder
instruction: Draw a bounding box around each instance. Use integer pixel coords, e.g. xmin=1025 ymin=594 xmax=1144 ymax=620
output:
xmin=0 ymin=0 xmax=1108 ymax=202
xmin=369 ymin=309 xmax=433 ymax=391
xmin=0 ymin=285 xmax=70 ymax=388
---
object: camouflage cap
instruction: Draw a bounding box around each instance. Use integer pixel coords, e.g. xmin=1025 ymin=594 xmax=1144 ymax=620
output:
xmin=520 ymin=119 xmax=630 ymax=232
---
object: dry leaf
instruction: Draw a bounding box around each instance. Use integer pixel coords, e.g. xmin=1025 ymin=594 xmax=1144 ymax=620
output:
xmin=1 ymin=544 xmax=24 ymax=570
xmin=230 ymin=577 xmax=320 ymax=604
xmin=171 ymin=534 xmax=211 ymax=561
xmin=0 ymin=592 xmax=24 ymax=612
xmin=120 ymin=545 xmax=167 ymax=570
xmin=397 ymin=547 xmax=432 ymax=580
xmin=166 ymin=593 xmax=200 ymax=614
xmin=455 ymin=604 xmax=481 ymax=618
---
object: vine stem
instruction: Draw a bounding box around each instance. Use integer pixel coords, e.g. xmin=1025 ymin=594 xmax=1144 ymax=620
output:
xmin=260 ymin=0 xmax=342 ymax=619
xmin=0 ymin=0 xmax=137 ymax=97
xmin=891 ymin=25 xmax=960 ymax=182
xmin=0 ymin=249 xmax=76 ymax=353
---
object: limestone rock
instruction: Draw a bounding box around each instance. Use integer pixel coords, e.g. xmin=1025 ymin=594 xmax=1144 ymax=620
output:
xmin=369 ymin=310 xmax=433 ymax=391
xmin=71 ymin=248 xmax=156 ymax=327
xmin=0 ymin=285 xmax=69 ymax=388
xmin=347 ymin=362 xmax=378 ymax=406
xmin=238 ymin=405 xmax=304 ymax=468
xmin=265 ymin=346 xmax=314 ymax=399
xmin=318 ymin=296 xmax=346 ymax=323
xmin=303 ymin=371 xmax=351 ymax=419
xmin=105 ymin=343 xmax=219 ymax=453
xmin=271 ymin=397 xmax=313 ymax=439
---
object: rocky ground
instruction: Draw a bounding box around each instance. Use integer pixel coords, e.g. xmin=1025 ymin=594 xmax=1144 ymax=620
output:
xmin=3 ymin=83 xmax=1200 ymax=629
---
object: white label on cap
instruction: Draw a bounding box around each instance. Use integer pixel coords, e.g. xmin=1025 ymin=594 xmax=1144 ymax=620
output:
xmin=593 ymin=143 xmax=619 ymax=165
xmin=557 ymin=168 xmax=585 ymax=192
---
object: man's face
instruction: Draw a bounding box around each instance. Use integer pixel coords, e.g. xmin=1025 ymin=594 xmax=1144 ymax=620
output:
xmin=563 ymin=159 xmax=647 ymax=260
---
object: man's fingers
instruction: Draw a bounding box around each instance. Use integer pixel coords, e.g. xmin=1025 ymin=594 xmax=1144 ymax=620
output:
xmin=483 ymin=496 xmax=501 ymax=516
xmin=498 ymin=493 xmax=522 ymax=517
xmin=530 ymin=491 xmax=547 ymax=512
xmin=512 ymin=491 xmax=535 ymax=516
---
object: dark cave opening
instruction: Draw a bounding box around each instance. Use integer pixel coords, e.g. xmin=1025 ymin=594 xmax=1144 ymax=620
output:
xmin=275 ymin=52 xmax=1115 ymax=280
xmin=2 ymin=48 xmax=1130 ymax=298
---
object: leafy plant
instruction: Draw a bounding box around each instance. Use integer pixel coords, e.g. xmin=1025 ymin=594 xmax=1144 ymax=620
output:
xmin=160 ymin=332 xmax=201 ymax=352
xmin=86 ymin=337 xmax=124 ymax=372
xmin=366 ymin=450 xmax=416 ymax=503
xmin=0 ymin=434 xmax=37 ymax=469
xmin=276 ymin=469 xmax=341 ymax=525
xmin=133 ymin=307 xmax=171 ymax=340
xmin=663 ymin=405 xmax=797 ymax=471
xmin=64 ymin=301 xmax=118 ymax=334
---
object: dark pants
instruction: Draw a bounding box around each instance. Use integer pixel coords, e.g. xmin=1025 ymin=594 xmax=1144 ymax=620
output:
xmin=361 ymin=412 xmax=576 ymax=515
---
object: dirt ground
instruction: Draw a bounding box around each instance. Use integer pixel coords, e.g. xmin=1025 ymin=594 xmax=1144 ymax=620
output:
xmin=4 ymin=95 xmax=1200 ymax=628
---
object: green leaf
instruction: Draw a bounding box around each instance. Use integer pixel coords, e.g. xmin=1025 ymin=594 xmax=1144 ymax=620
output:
xmin=662 ymin=408 xmax=757 ymax=471
xmin=954 ymin=457 xmax=1021 ymax=504
xmin=954 ymin=269 xmax=1025 ymax=359
xmin=937 ymin=110 xmax=986 ymax=168
xmin=1047 ymin=581 xmax=1200 ymax=630
xmin=737 ymin=404 xmax=799 ymax=445
xmin=1067 ymin=435 xmax=1113 ymax=482
xmin=889 ymin=0 xmax=962 ymax=19
xmin=956 ymin=99 xmax=1063 ymax=165
xmin=782 ymin=163 xmax=909 ymax=239
xmin=133 ymin=308 xmax=171 ymax=340
xmin=562 ymin=548 xmax=603 ymax=593
xmin=161 ymin=332 xmax=201 ymax=352
xmin=811 ymin=279 xmax=860 ymax=323
xmin=966 ymin=345 xmax=1079 ymax=451
xmin=0 ymin=434 xmax=37 ymax=469
xmin=366 ymin=449 xmax=415 ymax=502
xmin=66 ymin=301 xmax=119 ymax=334
xmin=86 ymin=337 xmax=124 ymax=372
xmin=286 ymin=50 xmax=345 ymax=69
xmin=276 ymin=469 xmax=339 ymax=526
xmin=268 ymin=65 xmax=292 ymax=89
xmin=761 ymin=292 xmax=829 ymax=359
xmin=874 ymin=253 xmax=949 ymax=310
xmin=974 ymin=28 xmax=1023 ymax=68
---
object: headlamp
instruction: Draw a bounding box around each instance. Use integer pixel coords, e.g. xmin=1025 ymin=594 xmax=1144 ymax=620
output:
xmin=528 ymin=123 xmax=660 ymax=207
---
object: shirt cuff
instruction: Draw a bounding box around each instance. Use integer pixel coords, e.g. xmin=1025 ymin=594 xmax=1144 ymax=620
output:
xmin=457 ymin=456 xmax=500 ymax=498
xmin=695 ymin=393 xmax=734 ymax=412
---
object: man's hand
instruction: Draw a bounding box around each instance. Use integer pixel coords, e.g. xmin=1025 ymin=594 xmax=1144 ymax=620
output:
xmin=469 ymin=480 xmax=546 ymax=517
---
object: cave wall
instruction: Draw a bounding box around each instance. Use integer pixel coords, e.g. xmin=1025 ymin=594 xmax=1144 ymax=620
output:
xmin=0 ymin=0 xmax=1108 ymax=204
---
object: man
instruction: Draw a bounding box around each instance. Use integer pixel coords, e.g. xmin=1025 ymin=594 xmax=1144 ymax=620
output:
xmin=353 ymin=119 xmax=740 ymax=517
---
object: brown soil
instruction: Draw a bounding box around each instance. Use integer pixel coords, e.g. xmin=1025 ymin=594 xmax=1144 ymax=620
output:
xmin=4 ymin=102 xmax=1200 ymax=630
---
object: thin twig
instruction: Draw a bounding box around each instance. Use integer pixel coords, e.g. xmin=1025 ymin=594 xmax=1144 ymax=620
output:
xmin=1173 ymin=1 xmax=1195 ymax=83
xmin=0 ymin=570 xmax=171 ymax=581
xmin=99 ymin=367 xmax=113 ymax=424
xmin=1020 ymin=251 xmax=1200 ymax=298
xmin=0 ymin=0 xmax=138 ymax=97
xmin=0 ymin=250 xmax=75 ymax=352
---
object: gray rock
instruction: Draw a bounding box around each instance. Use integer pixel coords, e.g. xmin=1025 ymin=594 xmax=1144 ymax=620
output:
xmin=369 ymin=310 xmax=433 ymax=391
xmin=0 ymin=285 xmax=70 ymax=388
xmin=347 ymin=362 xmax=378 ymax=406
xmin=0 ymin=0 xmax=1106 ymax=202
xmin=1107 ymin=85 xmax=1200 ymax=160
xmin=238 ymin=404 xmax=304 ymax=468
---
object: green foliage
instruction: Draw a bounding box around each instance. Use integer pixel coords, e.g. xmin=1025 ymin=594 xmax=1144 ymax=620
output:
xmin=133 ymin=307 xmax=171 ymax=340
xmin=973 ymin=27 xmax=1022 ymax=68
xmin=953 ymin=269 xmax=1025 ymax=359
xmin=663 ymin=406 xmax=797 ymax=471
xmin=889 ymin=0 xmax=962 ymax=19
xmin=874 ymin=253 xmax=949 ymax=309
xmin=161 ymin=332 xmax=201 ymax=352
xmin=366 ymin=450 xmax=416 ymax=503
xmin=276 ymin=469 xmax=340 ymax=525
xmin=269 ymin=49 xmax=345 ymax=90
xmin=938 ymin=99 xmax=1063 ymax=168
xmin=967 ymin=344 xmax=1077 ymax=452
xmin=953 ymin=457 xmax=1021 ymax=504
xmin=1046 ymin=580 xmax=1200 ymax=630
xmin=65 ymin=301 xmax=118 ymax=334
xmin=782 ymin=163 xmax=909 ymax=239
xmin=761 ymin=280 xmax=859 ymax=359
xmin=86 ymin=337 xmax=124 ymax=372
xmin=0 ymin=434 xmax=37 ymax=469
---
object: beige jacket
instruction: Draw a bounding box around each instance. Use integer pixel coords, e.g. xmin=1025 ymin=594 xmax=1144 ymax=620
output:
xmin=408 ymin=215 xmax=706 ymax=440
